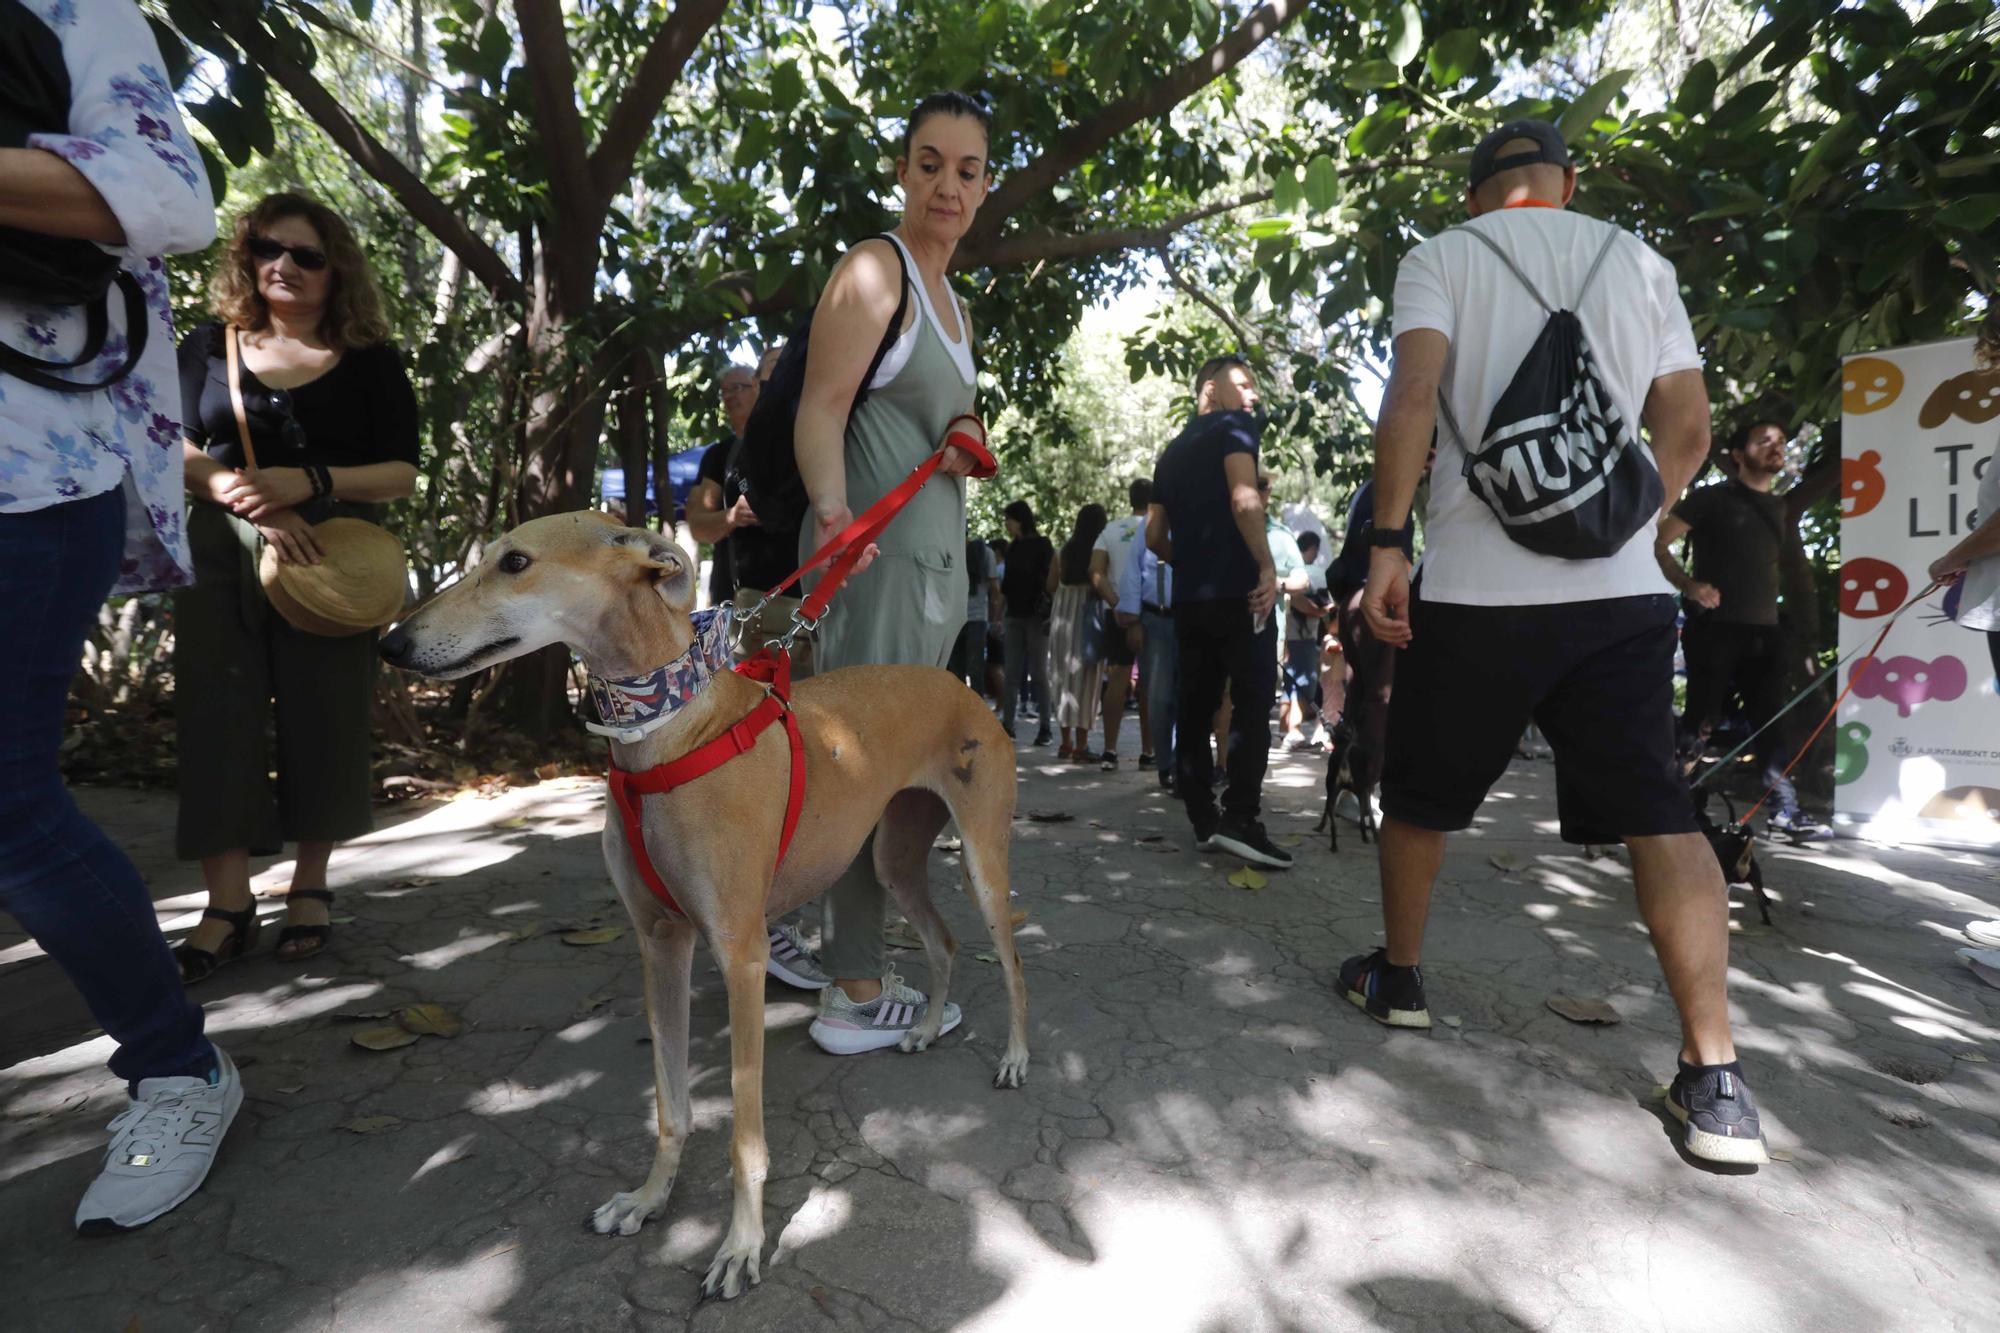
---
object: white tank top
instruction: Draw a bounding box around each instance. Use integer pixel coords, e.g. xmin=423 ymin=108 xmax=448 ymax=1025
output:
xmin=867 ymin=232 xmax=975 ymax=390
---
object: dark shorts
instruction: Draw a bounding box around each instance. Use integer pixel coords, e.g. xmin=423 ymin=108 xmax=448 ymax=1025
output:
xmin=1381 ymin=592 xmax=1695 ymax=845
xmin=1101 ymin=612 xmax=1138 ymax=666
xmin=1282 ymin=639 xmax=1319 ymax=701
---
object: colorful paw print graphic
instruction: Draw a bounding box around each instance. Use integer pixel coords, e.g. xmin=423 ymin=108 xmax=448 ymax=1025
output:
xmin=1918 ymin=369 xmax=2000 ymax=429
xmin=1839 ymin=557 xmax=1907 ymax=618
xmin=1850 ymin=654 xmax=1966 ymax=719
xmin=1840 ymin=450 xmax=1886 ymax=519
xmin=1842 ymin=356 xmax=1903 ymax=415
xmin=1833 ymin=721 xmax=1870 ymax=786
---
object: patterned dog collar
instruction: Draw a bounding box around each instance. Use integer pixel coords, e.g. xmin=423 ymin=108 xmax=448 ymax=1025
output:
xmin=585 ymin=607 xmax=735 ymax=743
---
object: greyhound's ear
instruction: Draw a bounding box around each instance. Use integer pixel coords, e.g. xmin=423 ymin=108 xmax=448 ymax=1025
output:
xmin=612 ymin=530 xmax=694 ymax=606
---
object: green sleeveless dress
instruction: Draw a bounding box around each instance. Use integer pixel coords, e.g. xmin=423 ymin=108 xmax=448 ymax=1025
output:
xmin=806 ymin=234 xmax=978 ymax=981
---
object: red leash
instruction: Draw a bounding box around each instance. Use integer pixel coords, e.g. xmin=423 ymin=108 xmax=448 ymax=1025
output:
xmin=606 ymin=422 xmax=995 ymax=917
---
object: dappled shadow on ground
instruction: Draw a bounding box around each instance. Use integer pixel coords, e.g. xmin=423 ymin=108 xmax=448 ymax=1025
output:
xmin=2 ymin=750 xmax=1997 ymax=1330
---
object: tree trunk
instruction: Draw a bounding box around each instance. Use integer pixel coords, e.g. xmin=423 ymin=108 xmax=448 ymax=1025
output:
xmin=615 ymin=349 xmax=651 ymax=529
xmin=1779 ymin=442 xmax=1841 ymax=802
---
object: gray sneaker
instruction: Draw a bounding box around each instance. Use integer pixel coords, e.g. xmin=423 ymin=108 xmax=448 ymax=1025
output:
xmin=808 ymin=968 xmax=961 ymax=1055
xmin=76 ymin=1047 xmax=241 ymax=1235
xmin=766 ymin=922 xmax=831 ymax=990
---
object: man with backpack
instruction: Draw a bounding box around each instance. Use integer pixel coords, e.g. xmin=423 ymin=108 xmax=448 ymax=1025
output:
xmin=1656 ymin=418 xmax=1830 ymax=841
xmin=1347 ymin=121 xmax=1770 ymax=1167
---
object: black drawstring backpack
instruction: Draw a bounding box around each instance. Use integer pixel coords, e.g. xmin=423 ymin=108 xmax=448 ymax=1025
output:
xmin=0 ymin=0 xmax=149 ymax=393
xmin=1436 ymin=224 xmax=1663 ymax=560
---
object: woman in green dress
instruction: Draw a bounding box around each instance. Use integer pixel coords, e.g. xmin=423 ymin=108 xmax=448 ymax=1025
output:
xmin=793 ymin=92 xmax=993 ymax=1055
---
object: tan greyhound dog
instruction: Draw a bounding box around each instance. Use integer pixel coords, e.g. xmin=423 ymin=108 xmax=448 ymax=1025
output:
xmin=378 ymin=512 xmax=1028 ymax=1299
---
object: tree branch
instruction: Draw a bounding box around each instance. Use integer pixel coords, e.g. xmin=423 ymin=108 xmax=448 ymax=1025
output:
xmin=1154 ymin=242 xmax=1257 ymax=351
xmin=967 ymin=0 xmax=1305 ymax=244
xmin=959 ymin=189 xmax=1273 ymax=269
xmin=217 ymin=10 xmax=524 ymax=305
xmin=589 ymin=0 xmax=732 ymax=212
xmin=514 ymin=0 xmax=600 ymax=262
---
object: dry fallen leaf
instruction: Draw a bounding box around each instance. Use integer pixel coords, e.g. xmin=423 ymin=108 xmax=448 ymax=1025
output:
xmin=883 ymin=925 xmax=925 ymax=950
xmin=1489 ymin=852 xmax=1526 ymax=873
xmin=1650 ymin=1083 xmax=1671 ymax=1099
xmin=974 ymin=952 xmax=999 ymax=963
xmin=398 ymin=1004 xmax=464 ymax=1038
xmin=1024 ymin=809 xmax=1074 ymax=823
xmin=1956 ymin=1050 xmax=1989 ymax=1063
xmin=498 ymin=816 xmax=529 ymax=829
xmin=1228 ymin=867 xmax=1269 ymax=891
xmin=1545 ymin=994 xmax=1621 ymax=1024
xmin=337 ymin=1115 xmax=403 ymax=1134
xmin=1279 ymin=834 xmax=1304 ymax=848
xmin=499 ymin=921 xmax=544 ymax=943
xmin=1140 ymin=841 xmax=1178 ymax=854
xmin=275 ymin=1084 xmax=305 ymax=1095
xmin=332 ymin=1009 xmax=394 ymax=1022
xmin=561 ymin=926 xmax=625 ymax=946
xmin=1442 ymin=1015 xmax=1463 ymax=1028
xmin=351 ymin=1026 xmax=421 ymax=1052
xmin=535 ymin=762 xmax=562 ymax=780
xmin=1769 ymin=1148 xmax=1794 ymax=1162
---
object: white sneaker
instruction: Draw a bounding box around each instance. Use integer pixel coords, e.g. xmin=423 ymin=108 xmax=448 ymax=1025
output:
xmin=766 ymin=923 xmax=831 ymax=990
xmin=1964 ymin=921 xmax=2000 ymax=948
xmin=808 ymin=968 xmax=960 ymax=1055
xmin=76 ymin=1047 xmax=241 ymax=1235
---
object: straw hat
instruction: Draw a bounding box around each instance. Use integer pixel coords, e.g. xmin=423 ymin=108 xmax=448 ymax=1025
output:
xmin=259 ymin=517 xmax=408 ymax=636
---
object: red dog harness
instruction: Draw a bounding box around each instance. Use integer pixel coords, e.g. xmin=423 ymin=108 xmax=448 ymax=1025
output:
xmin=605 ymin=420 xmax=996 ymax=917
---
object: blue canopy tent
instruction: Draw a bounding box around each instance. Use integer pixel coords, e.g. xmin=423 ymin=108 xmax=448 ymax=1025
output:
xmin=601 ymin=441 xmax=717 ymax=522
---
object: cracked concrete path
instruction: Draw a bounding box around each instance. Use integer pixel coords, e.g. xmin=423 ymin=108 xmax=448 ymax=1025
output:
xmin=4 ymin=726 xmax=2000 ymax=1331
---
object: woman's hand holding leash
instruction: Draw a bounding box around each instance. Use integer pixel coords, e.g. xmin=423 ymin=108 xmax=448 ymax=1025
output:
xmin=812 ymin=499 xmax=879 ymax=576
xmin=937 ymin=414 xmax=987 ymax=478
xmin=1362 ymin=547 xmax=1414 ymax=648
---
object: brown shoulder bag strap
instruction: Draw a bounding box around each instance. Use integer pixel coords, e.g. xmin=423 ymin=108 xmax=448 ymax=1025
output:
xmin=223 ymin=324 xmax=260 ymax=473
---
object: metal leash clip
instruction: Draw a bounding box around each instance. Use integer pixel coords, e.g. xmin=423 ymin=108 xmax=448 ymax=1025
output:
xmin=774 ymin=605 xmax=823 ymax=652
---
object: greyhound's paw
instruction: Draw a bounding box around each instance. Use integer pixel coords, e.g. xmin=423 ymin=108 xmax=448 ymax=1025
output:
xmin=700 ymin=1235 xmax=763 ymax=1300
xmin=994 ymin=1051 xmax=1029 ymax=1088
xmin=589 ymin=1190 xmax=661 ymax=1237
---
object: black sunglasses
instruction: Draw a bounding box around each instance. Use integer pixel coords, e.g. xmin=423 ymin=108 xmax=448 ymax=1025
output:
xmin=247 ymin=236 xmax=328 ymax=271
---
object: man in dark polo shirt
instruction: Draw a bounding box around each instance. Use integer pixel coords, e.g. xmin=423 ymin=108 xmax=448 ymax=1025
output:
xmin=1146 ymin=355 xmax=1290 ymax=869
xmin=1655 ymin=418 xmax=1828 ymax=839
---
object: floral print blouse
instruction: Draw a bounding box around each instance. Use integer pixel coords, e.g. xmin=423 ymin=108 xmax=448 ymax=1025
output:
xmin=0 ymin=0 xmax=214 ymax=594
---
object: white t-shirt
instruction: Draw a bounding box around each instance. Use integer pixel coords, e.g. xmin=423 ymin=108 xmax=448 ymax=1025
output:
xmin=1958 ymin=437 xmax=2000 ymax=632
xmin=1093 ymin=513 xmax=1146 ymax=611
xmin=1393 ymin=208 xmax=1702 ymax=606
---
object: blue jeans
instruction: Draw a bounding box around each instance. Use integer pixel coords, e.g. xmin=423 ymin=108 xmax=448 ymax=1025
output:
xmin=0 ymin=488 xmax=212 ymax=1083
xmin=1140 ymin=609 xmax=1178 ymax=778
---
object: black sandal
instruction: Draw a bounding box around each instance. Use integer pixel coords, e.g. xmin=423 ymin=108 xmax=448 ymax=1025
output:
xmin=275 ymin=888 xmax=335 ymax=962
xmin=176 ymin=904 xmax=259 ymax=985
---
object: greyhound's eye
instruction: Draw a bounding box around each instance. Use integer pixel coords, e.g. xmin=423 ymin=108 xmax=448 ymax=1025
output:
xmin=498 ymin=551 xmax=531 ymax=574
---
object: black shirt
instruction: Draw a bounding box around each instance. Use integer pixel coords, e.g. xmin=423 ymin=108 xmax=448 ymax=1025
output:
xmin=694 ymin=436 xmax=734 ymax=603
xmin=1672 ymin=480 xmax=1785 ymax=626
xmin=1330 ymin=479 xmax=1415 ymax=600
xmin=177 ymin=322 xmax=419 ymax=471
xmin=1150 ymin=409 xmax=1262 ymax=603
xmin=1001 ymin=533 xmax=1053 ymax=619
xmin=710 ymin=436 xmax=798 ymax=594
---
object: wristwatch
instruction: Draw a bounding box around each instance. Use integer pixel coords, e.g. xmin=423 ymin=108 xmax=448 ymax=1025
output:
xmin=1366 ymin=526 xmax=1410 ymax=548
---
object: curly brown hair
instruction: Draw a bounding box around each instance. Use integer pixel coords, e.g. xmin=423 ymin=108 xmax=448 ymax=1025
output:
xmin=209 ymin=192 xmax=390 ymax=351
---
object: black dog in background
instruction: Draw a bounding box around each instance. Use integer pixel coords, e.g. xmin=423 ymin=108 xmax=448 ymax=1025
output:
xmin=1314 ymin=589 xmax=1392 ymax=852
xmin=1693 ymin=789 xmax=1772 ymax=926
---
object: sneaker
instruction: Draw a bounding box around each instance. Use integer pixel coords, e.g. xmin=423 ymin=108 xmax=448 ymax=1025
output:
xmin=76 ymin=1047 xmax=242 ymax=1235
xmin=1032 ymin=727 xmax=1052 ymax=747
xmin=1193 ymin=818 xmax=1218 ymax=851
xmin=1964 ymin=920 xmax=2000 ymax=948
xmin=808 ymin=969 xmax=961 ymax=1055
xmin=1665 ymin=1059 xmax=1771 ymax=1165
xmin=1767 ymin=810 xmax=1834 ymax=843
xmin=766 ymin=923 xmax=831 ymax=990
xmin=1210 ymin=817 xmax=1293 ymax=869
xmin=1137 ymin=753 xmax=1155 ymax=771
xmin=1338 ymin=949 xmax=1431 ymax=1029
xmin=1100 ymin=752 xmax=1118 ymax=771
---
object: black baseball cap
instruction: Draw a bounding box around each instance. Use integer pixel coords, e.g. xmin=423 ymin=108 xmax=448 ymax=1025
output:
xmin=1469 ymin=119 xmax=1571 ymax=189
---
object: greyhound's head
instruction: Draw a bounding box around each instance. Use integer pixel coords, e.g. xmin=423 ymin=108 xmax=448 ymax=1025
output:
xmin=380 ymin=511 xmax=698 ymax=680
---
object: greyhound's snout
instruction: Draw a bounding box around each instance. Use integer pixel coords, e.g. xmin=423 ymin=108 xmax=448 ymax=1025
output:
xmin=379 ymin=625 xmax=413 ymax=665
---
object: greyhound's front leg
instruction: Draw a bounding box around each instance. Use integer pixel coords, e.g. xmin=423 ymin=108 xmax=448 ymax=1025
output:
xmin=589 ymin=917 xmax=695 ymax=1237
xmin=701 ymin=938 xmax=772 ymax=1299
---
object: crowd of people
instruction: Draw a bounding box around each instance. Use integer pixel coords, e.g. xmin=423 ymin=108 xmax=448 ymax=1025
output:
xmin=11 ymin=0 xmax=2000 ymax=1253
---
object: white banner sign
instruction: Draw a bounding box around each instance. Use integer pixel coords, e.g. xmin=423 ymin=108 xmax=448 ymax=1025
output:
xmin=1837 ymin=337 xmax=2000 ymax=850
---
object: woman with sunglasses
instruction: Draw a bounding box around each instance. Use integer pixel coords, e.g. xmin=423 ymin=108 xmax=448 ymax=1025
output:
xmin=172 ymin=192 xmax=419 ymax=980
